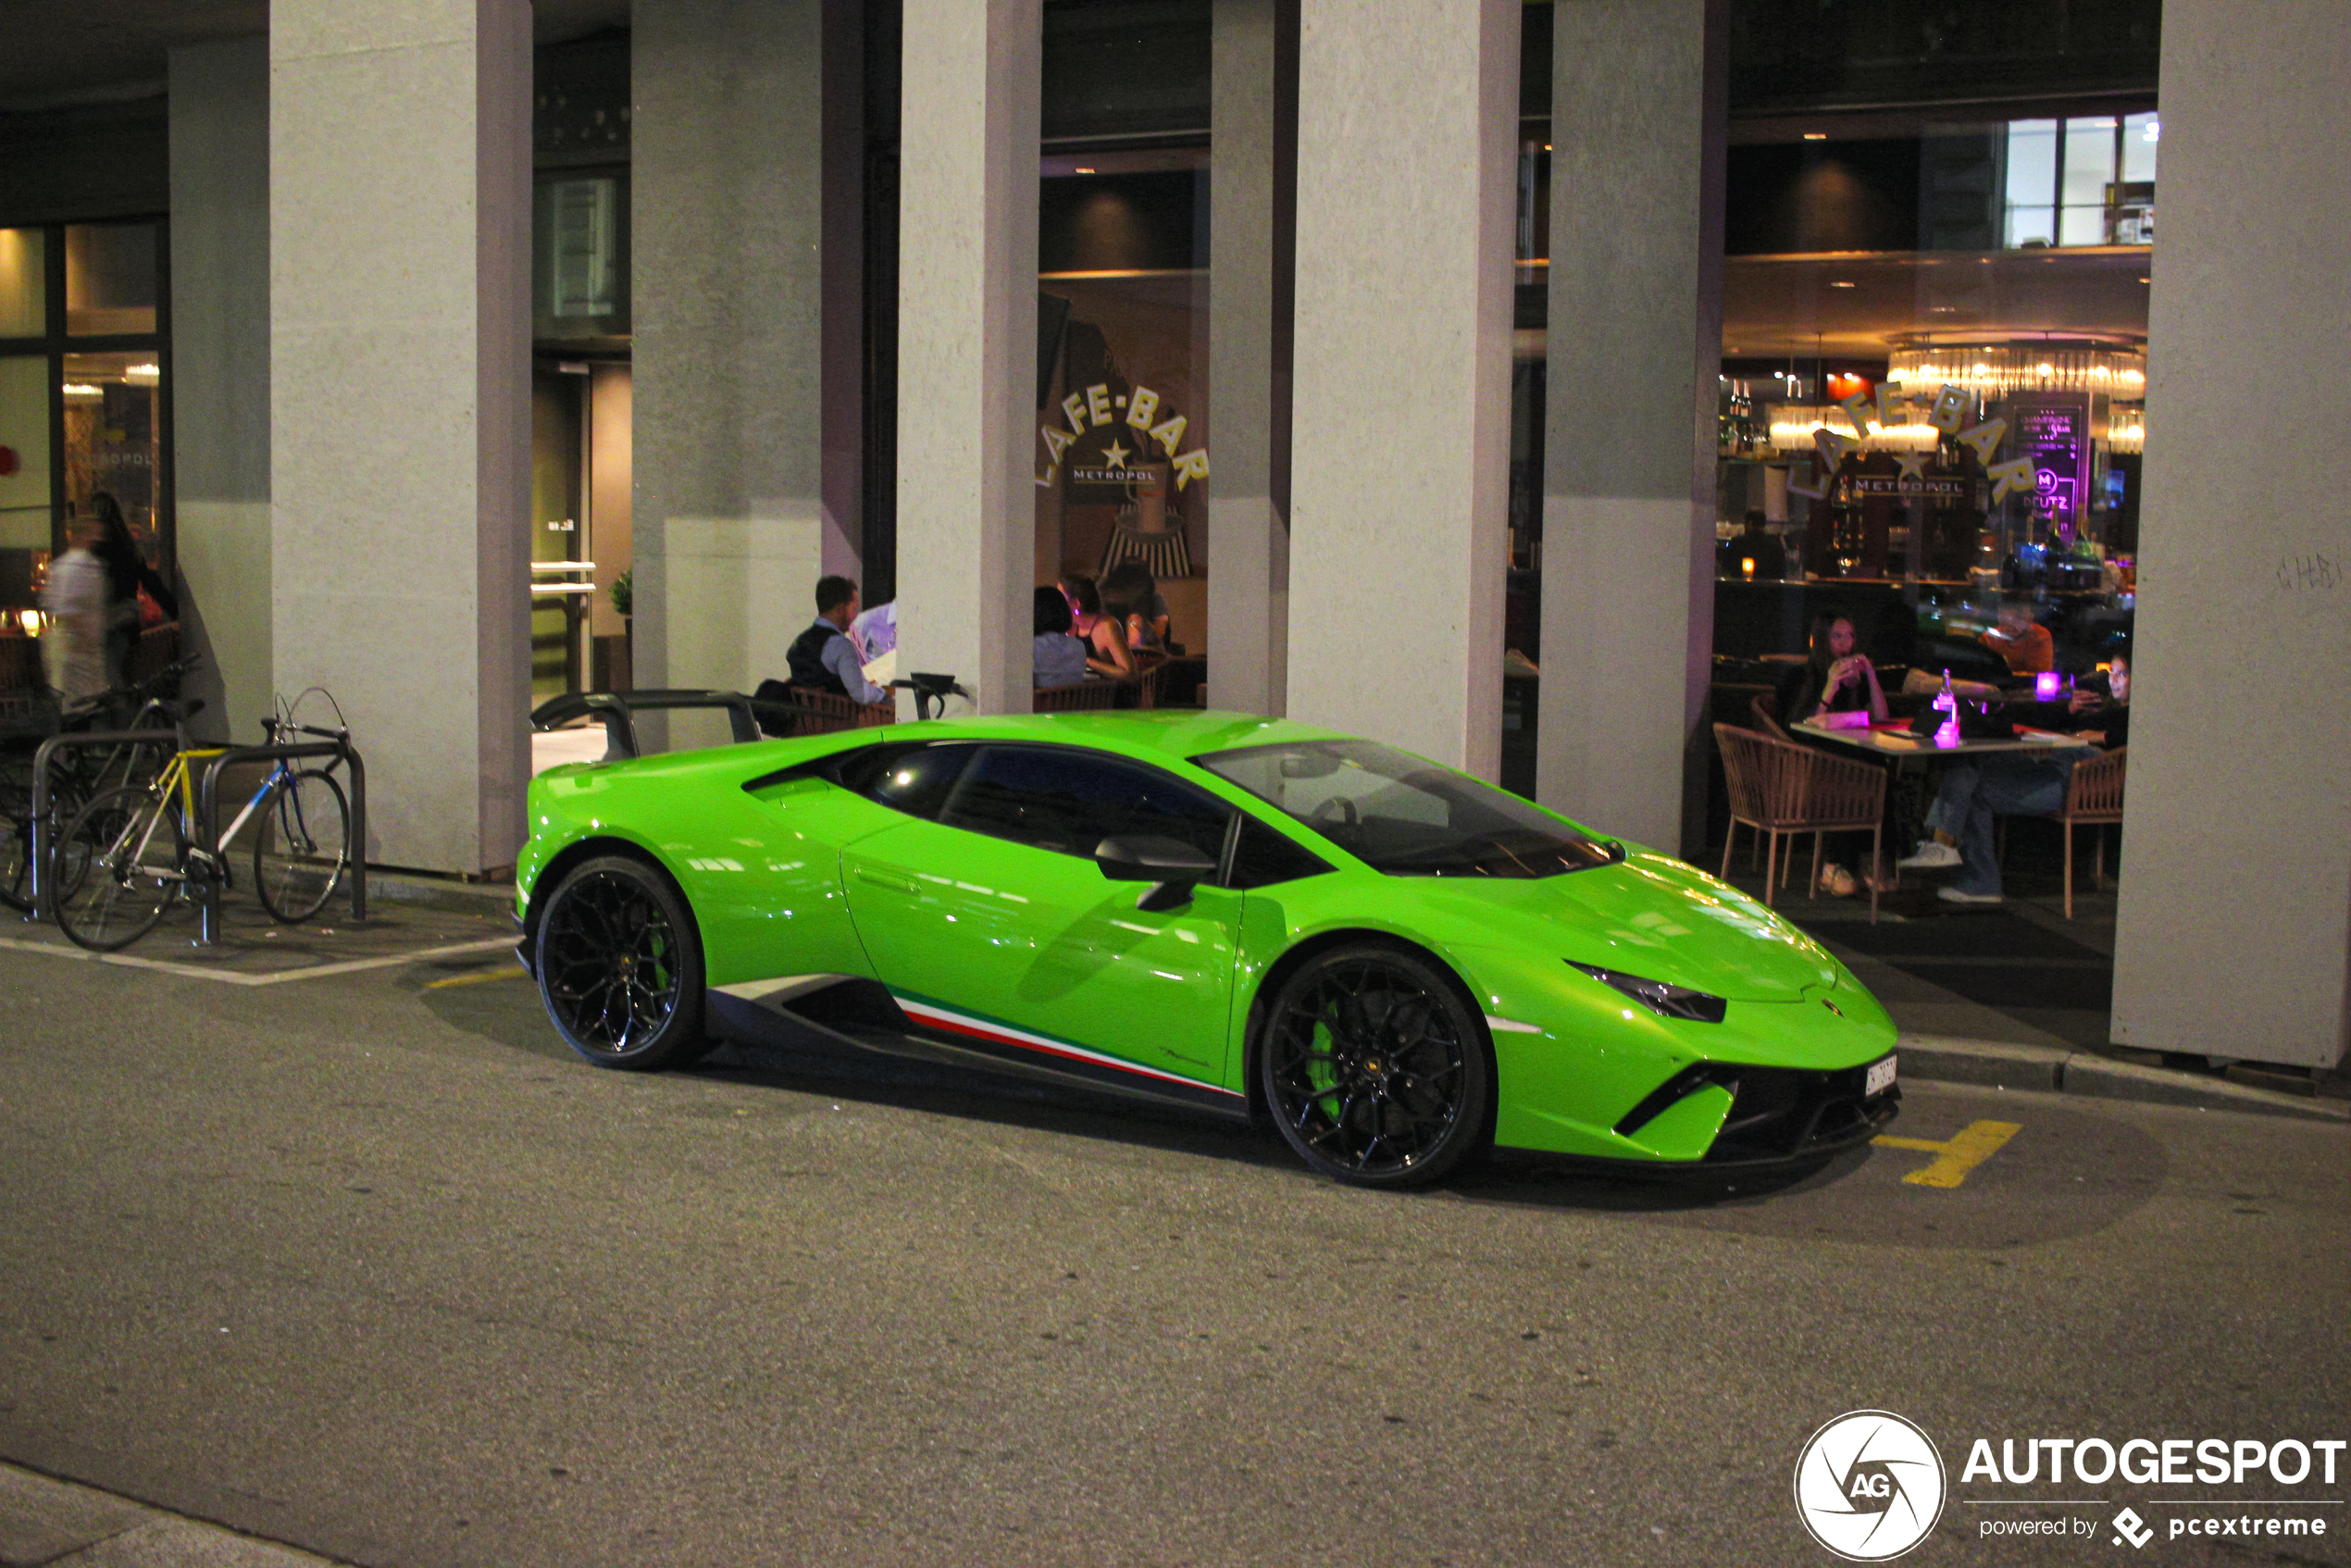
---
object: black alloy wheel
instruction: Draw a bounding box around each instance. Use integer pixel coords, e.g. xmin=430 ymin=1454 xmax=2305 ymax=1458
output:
xmin=534 ymin=854 xmax=710 ymax=1070
xmin=1259 ymin=943 xmax=1493 ymax=1188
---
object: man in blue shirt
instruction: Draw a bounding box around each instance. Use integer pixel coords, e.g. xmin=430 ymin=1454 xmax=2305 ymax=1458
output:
xmin=787 ymin=576 xmax=889 ymax=704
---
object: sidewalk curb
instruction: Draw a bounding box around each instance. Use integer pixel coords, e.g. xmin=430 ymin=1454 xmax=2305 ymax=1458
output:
xmin=0 ymin=1462 xmax=348 ymax=1567
xmin=1896 ymin=1033 xmax=2349 ymax=1124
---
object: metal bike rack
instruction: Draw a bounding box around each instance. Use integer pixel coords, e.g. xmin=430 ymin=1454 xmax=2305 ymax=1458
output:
xmin=195 ymin=738 xmax=367 ymax=946
xmin=25 ymin=728 xmax=188 ymax=923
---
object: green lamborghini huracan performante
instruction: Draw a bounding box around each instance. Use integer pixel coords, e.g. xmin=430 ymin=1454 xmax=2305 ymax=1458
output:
xmin=515 ymin=709 xmax=1898 ymax=1188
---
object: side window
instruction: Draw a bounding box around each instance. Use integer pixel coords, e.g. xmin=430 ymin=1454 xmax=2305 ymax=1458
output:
xmin=835 ymin=743 xmax=973 ymax=821
xmin=939 ymin=747 xmax=1233 ymax=863
xmin=1227 ymin=814 xmax=1334 ymax=890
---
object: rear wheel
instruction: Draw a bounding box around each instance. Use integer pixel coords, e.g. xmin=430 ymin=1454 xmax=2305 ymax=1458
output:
xmin=534 ymin=854 xmax=709 ymax=1070
xmin=55 ymin=786 xmax=184 ymax=952
xmin=1259 ymin=943 xmax=1493 ymax=1188
xmin=252 ymin=768 xmax=351 ymax=924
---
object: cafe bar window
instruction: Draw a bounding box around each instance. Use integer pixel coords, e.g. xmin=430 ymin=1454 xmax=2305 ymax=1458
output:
xmin=0 ymin=218 xmax=172 ymax=632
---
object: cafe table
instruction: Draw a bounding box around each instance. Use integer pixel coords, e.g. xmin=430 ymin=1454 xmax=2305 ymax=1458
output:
xmin=1788 ymin=716 xmax=2097 ymax=889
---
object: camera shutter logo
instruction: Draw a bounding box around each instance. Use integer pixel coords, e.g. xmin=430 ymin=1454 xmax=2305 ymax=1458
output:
xmin=1793 ymin=1410 xmax=1947 ymax=1561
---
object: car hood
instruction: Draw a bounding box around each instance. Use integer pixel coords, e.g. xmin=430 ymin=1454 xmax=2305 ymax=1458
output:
xmin=1412 ymin=851 xmax=1840 ymax=1002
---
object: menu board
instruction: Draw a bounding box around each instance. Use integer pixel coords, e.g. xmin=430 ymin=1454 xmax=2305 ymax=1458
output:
xmin=2006 ymin=393 xmax=2091 ymax=532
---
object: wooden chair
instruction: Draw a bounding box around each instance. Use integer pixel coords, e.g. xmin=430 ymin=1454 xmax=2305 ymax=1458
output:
xmin=778 ymin=684 xmax=894 ymax=737
xmin=1713 ymin=722 xmax=1888 ymax=923
xmin=1126 ymin=650 xmax=1170 ymax=709
xmin=2056 ymin=745 xmax=2126 ymax=919
xmin=1748 ymin=689 xmax=1792 ymax=740
xmin=1033 ymin=680 xmax=1120 ymax=713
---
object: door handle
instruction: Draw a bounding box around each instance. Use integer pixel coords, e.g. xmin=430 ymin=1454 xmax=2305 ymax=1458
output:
xmin=852 ymin=866 xmax=918 ymax=895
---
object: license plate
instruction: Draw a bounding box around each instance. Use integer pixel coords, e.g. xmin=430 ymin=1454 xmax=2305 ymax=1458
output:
xmin=1865 ymin=1055 xmax=1898 ymax=1098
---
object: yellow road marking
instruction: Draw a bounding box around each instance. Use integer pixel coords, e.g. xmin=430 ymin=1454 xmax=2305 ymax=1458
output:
xmin=1872 ymin=1119 xmax=2021 ymax=1188
xmin=423 ymin=965 xmax=527 ymax=990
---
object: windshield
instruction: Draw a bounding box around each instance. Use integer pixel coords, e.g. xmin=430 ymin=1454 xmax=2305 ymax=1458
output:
xmin=1194 ymin=739 xmax=1620 ymax=878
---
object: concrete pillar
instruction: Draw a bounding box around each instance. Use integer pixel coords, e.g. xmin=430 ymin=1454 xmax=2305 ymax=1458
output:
xmin=634 ymin=0 xmax=841 ymax=699
xmin=1206 ymin=0 xmax=1296 ymax=716
xmin=167 ymin=37 xmax=270 ymax=743
xmin=1536 ymin=0 xmax=1726 ymax=854
xmin=819 ymin=0 xmax=867 ymax=584
xmin=269 ymin=0 xmax=529 ymax=874
xmin=1285 ymin=0 xmax=1517 ymax=773
xmin=2111 ymin=3 xmax=2350 ymax=1072
xmin=893 ymin=0 xmax=1040 ymax=715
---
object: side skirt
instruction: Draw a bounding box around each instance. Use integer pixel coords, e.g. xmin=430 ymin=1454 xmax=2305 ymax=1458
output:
xmin=706 ymin=975 xmax=1251 ymax=1125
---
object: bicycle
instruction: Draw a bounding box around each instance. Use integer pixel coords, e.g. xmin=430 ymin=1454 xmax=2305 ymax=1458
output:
xmin=54 ymin=705 xmax=352 ymax=952
xmin=1 ymin=662 xmax=197 ymax=915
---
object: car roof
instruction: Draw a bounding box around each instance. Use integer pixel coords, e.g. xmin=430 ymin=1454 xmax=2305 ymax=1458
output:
xmin=898 ymin=709 xmax=1355 ymax=763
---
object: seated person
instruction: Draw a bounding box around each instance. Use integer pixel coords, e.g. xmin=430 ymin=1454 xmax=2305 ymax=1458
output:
xmin=1101 ymin=560 xmax=1172 ymax=652
xmin=1031 ymin=586 xmax=1088 ymax=689
xmin=1979 ymin=593 xmax=2055 ymax=676
xmin=1776 ymin=613 xmax=1890 ymax=899
xmin=1778 ymin=612 xmax=1890 ymax=726
xmin=1718 ymin=510 xmax=1786 ymax=579
xmin=1059 ymin=573 xmax=1135 ymax=679
xmin=849 ymin=598 xmax=896 ymax=660
xmin=1897 ymin=653 xmax=2131 ymax=904
xmin=787 ymin=574 xmax=889 ymax=704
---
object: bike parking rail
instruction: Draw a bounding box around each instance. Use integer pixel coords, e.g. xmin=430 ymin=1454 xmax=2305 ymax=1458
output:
xmin=194 ymin=736 xmax=367 ymax=946
xmin=26 ymin=729 xmax=188 ymax=923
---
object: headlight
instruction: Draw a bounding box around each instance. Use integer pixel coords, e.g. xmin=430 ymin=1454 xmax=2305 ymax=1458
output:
xmin=1568 ymin=962 xmax=1727 ymax=1023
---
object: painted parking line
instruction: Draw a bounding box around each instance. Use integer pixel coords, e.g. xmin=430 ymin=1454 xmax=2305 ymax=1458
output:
xmin=1872 ymin=1119 xmax=2022 ymax=1188
xmin=422 ymin=964 xmax=528 ymax=990
xmin=0 ymin=935 xmax=516 ymax=988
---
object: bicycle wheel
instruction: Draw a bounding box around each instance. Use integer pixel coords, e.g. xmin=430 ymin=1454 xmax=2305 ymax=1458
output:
xmin=0 ymin=752 xmax=32 ymax=913
xmin=55 ymin=786 xmax=183 ymax=952
xmin=252 ymin=768 xmax=350 ymax=924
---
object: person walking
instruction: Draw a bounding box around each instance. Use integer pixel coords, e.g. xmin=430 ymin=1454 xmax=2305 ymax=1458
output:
xmin=40 ymin=515 xmax=110 ymax=707
xmin=88 ymin=492 xmax=177 ymax=690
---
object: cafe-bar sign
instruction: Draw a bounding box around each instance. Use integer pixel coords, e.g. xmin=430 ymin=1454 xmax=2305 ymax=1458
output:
xmin=1790 ymin=381 xmax=2039 ymax=504
xmin=1037 ymin=382 xmax=1210 ymax=492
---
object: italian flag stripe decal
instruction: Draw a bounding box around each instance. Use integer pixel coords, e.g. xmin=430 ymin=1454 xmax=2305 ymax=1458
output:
xmin=890 ymin=993 xmax=1243 ymax=1100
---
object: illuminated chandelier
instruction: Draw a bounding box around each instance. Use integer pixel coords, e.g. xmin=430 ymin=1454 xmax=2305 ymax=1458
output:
xmin=1886 ymin=342 xmax=2146 ymax=397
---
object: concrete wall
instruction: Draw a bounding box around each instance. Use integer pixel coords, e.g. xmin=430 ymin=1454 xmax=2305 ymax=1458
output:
xmin=1536 ymin=0 xmax=1726 ymax=855
xmin=1205 ymin=0 xmax=1295 ymax=715
xmin=893 ymin=0 xmax=1041 ymax=716
xmin=1285 ymin=0 xmax=1517 ymax=774
xmin=167 ymin=37 xmax=271 ymax=745
xmin=2110 ymin=1 xmax=2350 ymax=1070
xmin=269 ymin=0 xmax=530 ymax=873
xmin=632 ymin=0 xmax=832 ymax=697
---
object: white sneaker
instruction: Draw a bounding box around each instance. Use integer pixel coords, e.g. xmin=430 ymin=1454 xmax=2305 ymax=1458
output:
xmin=1897 ymin=839 xmax=1961 ymax=870
xmin=1937 ymin=885 xmax=2004 ymax=905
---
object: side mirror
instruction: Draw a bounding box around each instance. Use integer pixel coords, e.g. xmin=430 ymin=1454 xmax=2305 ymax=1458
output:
xmin=1093 ymin=835 xmax=1219 ymax=912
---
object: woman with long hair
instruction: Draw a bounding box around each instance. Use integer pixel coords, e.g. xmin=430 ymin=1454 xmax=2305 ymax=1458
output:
xmin=1058 ymin=573 xmax=1134 ymax=680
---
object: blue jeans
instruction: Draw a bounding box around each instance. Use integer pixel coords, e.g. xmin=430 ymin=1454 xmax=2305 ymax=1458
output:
xmin=1924 ymin=756 xmax=2073 ymax=897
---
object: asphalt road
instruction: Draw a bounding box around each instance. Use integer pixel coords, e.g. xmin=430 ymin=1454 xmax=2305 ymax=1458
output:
xmin=1 ymin=944 xmax=2345 ymax=1568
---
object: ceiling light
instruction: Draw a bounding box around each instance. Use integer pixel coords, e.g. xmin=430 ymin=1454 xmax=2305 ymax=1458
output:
xmin=1829 ymin=280 xmax=1856 ymax=289
xmin=1074 ymin=166 xmax=1096 ymax=174
xmin=1802 ymin=131 xmax=1827 ymax=141
xmin=2138 ymin=277 xmax=2151 ymax=284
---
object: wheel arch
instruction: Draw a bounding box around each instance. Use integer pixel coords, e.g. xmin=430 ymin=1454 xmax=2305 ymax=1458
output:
xmin=1238 ymin=926 xmax=1499 ymax=1136
xmin=522 ymin=833 xmax=702 ymax=959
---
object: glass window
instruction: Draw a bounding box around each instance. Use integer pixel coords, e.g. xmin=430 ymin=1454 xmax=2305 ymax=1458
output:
xmin=840 ymin=742 xmax=973 ymax=819
xmin=2003 ymin=118 xmax=2057 ymax=246
xmin=64 ymin=224 xmax=157 ymax=337
xmin=533 ymin=175 xmax=628 ymax=336
xmin=939 ymin=745 xmax=1231 ymax=863
xmin=1198 ymin=739 xmax=1620 ymax=879
xmin=0 ymin=230 xmax=44 ymax=339
xmin=2121 ymin=112 xmax=2159 ymax=185
xmin=61 ymin=353 xmax=164 ymax=568
xmin=2059 ymin=118 xmax=2118 ymax=246
xmin=1226 ymin=814 xmax=1333 ymax=890
xmin=0 ymin=356 xmax=52 ymax=554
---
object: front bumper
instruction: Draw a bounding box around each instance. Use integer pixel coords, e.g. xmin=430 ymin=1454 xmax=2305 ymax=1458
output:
xmin=1618 ymin=1054 xmax=1899 ymax=1164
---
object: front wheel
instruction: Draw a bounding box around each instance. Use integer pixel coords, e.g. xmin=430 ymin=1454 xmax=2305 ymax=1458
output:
xmin=252 ymin=768 xmax=351 ymax=924
xmin=534 ymin=854 xmax=709 ymax=1070
xmin=55 ymin=786 xmax=184 ymax=952
xmin=1259 ymin=943 xmax=1493 ymax=1188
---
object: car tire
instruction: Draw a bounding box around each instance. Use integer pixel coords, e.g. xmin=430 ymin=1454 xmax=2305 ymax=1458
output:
xmin=1258 ymin=942 xmax=1493 ymax=1188
xmin=534 ymin=853 xmax=712 ymax=1071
